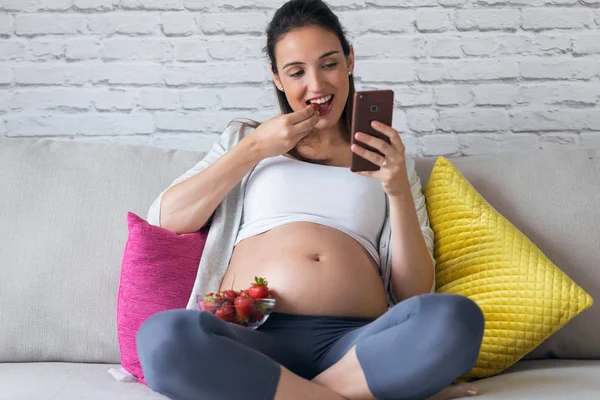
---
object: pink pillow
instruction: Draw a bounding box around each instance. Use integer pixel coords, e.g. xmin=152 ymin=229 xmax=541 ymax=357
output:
xmin=117 ymin=212 xmax=208 ymax=384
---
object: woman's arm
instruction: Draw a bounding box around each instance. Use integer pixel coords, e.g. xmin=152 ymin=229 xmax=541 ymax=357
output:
xmin=347 ymin=121 xmax=436 ymax=303
xmin=148 ymin=106 xmax=320 ymax=233
xmin=158 ymin=137 xmax=262 ymax=234
xmin=388 ymin=159 xmax=436 ymax=302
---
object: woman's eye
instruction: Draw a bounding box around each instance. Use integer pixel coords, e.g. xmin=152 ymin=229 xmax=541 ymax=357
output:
xmin=289 ymin=63 xmax=337 ymax=78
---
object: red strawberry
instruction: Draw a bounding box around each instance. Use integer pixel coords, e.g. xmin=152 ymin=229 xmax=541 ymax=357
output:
xmin=234 ymin=295 xmax=254 ymax=320
xmin=215 ymin=304 xmax=234 ymax=322
xmin=221 ymin=289 xmax=238 ymax=302
xmin=200 ymin=295 xmax=216 ymax=313
xmin=252 ymin=311 xmax=264 ymax=323
xmin=213 ymin=294 xmax=225 ymax=307
xmin=201 ymin=293 xmax=224 ymax=313
xmin=248 ymin=277 xmax=270 ymax=299
xmin=233 ymin=314 xmax=249 ymax=326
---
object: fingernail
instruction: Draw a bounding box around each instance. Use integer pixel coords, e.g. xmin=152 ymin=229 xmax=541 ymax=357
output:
xmin=468 ymin=390 xmax=477 ymax=396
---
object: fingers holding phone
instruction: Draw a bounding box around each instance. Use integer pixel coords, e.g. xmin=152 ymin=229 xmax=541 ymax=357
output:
xmin=350 ymin=90 xmax=395 ymax=172
xmin=352 ymin=120 xmax=405 ymax=162
xmin=351 ymin=130 xmax=391 ymax=168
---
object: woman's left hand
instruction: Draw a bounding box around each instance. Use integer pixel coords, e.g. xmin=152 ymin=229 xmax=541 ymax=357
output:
xmin=351 ymin=120 xmax=411 ymax=198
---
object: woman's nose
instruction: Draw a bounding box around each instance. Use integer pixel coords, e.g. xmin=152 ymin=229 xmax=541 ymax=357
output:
xmin=306 ymin=69 xmax=327 ymax=92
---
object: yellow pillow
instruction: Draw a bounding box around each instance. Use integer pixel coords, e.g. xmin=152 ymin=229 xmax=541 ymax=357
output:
xmin=424 ymin=156 xmax=593 ymax=379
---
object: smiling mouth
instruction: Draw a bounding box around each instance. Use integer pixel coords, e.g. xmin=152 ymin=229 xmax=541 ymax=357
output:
xmin=305 ymin=95 xmax=335 ymax=116
xmin=305 ymin=95 xmax=334 ymax=108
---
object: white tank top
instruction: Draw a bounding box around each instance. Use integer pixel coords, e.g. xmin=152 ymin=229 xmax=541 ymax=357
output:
xmin=234 ymin=154 xmax=387 ymax=264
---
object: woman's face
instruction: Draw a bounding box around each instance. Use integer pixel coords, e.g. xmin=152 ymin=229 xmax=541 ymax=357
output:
xmin=272 ymin=25 xmax=354 ymax=130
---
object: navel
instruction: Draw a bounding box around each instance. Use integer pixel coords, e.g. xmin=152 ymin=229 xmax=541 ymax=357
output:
xmin=310 ymin=253 xmax=322 ymax=262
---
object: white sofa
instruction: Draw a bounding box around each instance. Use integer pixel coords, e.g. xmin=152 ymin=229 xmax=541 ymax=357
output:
xmin=1 ymin=137 xmax=598 ymax=399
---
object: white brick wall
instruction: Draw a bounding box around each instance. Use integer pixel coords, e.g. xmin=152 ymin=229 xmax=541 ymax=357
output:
xmin=1 ymin=0 xmax=600 ymax=156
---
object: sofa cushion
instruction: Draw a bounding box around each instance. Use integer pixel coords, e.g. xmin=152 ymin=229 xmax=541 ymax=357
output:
xmin=424 ymin=156 xmax=593 ymax=379
xmin=118 ymin=212 xmax=208 ymax=383
xmin=414 ymin=148 xmax=600 ymax=359
xmin=0 ymin=138 xmax=205 ymax=363
xmin=0 ymin=363 xmax=167 ymax=400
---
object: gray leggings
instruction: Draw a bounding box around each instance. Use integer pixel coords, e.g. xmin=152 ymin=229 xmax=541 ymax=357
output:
xmin=137 ymin=293 xmax=484 ymax=400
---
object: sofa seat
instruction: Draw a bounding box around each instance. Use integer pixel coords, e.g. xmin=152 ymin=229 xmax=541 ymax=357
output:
xmin=0 ymin=363 xmax=166 ymax=400
xmin=469 ymin=360 xmax=600 ymax=399
xmin=1 ymin=360 xmax=599 ymax=399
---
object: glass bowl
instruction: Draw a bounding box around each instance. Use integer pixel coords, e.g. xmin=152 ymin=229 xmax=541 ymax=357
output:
xmin=197 ymin=296 xmax=276 ymax=329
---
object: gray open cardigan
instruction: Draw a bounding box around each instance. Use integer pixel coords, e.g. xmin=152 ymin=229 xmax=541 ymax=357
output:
xmin=147 ymin=121 xmax=436 ymax=310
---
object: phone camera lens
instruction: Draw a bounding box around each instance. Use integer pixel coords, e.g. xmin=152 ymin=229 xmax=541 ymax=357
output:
xmin=370 ymin=105 xmax=379 ymax=112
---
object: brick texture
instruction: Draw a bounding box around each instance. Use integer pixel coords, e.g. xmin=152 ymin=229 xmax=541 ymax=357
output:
xmin=0 ymin=1 xmax=599 ymax=156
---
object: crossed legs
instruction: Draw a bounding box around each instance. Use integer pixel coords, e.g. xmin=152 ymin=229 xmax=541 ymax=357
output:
xmin=136 ymin=293 xmax=484 ymax=400
xmin=312 ymin=293 xmax=485 ymax=399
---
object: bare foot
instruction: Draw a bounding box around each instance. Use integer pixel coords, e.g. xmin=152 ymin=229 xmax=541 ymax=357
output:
xmin=426 ymin=383 xmax=478 ymax=400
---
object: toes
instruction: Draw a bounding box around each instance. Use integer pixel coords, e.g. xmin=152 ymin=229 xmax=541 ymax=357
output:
xmin=454 ymin=383 xmax=478 ymax=397
xmin=426 ymin=383 xmax=478 ymax=400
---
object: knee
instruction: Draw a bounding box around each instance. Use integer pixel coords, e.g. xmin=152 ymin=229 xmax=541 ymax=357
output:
xmin=136 ymin=310 xmax=205 ymax=392
xmin=136 ymin=310 xmax=187 ymax=374
xmin=445 ymin=295 xmax=484 ymax=357
xmin=439 ymin=294 xmax=484 ymax=337
xmin=422 ymin=294 xmax=485 ymax=363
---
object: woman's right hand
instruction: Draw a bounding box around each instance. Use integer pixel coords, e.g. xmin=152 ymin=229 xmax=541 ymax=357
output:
xmin=245 ymin=104 xmax=320 ymax=160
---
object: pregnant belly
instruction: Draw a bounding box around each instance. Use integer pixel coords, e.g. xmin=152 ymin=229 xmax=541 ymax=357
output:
xmin=220 ymin=222 xmax=389 ymax=319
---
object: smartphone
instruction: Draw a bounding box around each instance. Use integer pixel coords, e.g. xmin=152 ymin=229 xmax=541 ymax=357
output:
xmin=350 ymin=90 xmax=395 ymax=172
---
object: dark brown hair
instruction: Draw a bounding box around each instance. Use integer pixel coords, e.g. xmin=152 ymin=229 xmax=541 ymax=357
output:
xmin=231 ymin=0 xmax=356 ymax=165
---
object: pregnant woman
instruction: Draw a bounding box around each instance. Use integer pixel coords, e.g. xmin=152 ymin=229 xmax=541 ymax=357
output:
xmin=136 ymin=1 xmax=485 ymax=399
